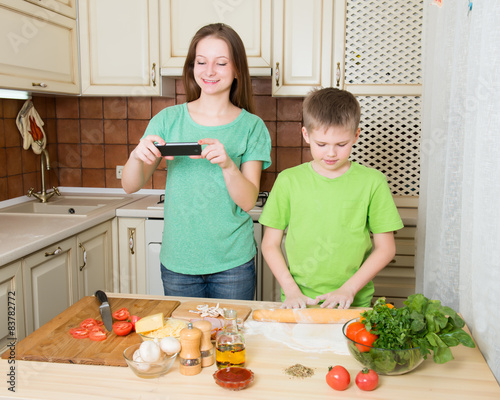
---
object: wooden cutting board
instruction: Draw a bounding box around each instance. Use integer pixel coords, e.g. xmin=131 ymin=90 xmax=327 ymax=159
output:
xmin=2 ymin=296 xmax=180 ymax=366
xmin=170 ymin=301 xmax=252 ymax=322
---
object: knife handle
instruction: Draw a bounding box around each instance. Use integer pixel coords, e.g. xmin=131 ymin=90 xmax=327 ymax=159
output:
xmin=95 ymin=290 xmax=108 ymax=304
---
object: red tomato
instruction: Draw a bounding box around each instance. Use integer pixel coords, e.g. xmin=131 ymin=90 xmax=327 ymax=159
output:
xmin=113 ymin=321 xmax=133 ymax=336
xmin=112 ymin=308 xmax=130 ymax=321
xmin=354 ymin=328 xmax=379 ymax=352
xmin=130 ymin=315 xmax=140 ymax=331
xmin=346 ymin=321 xmax=365 ymax=341
xmin=325 ymin=365 xmax=350 ymax=391
xmin=69 ymin=328 xmax=89 ymax=339
xmin=355 ymin=368 xmax=379 ymax=391
xmin=89 ymin=330 xmax=107 ymax=342
xmin=89 ymin=325 xmax=105 ymax=333
xmin=80 ymin=318 xmax=99 ymax=329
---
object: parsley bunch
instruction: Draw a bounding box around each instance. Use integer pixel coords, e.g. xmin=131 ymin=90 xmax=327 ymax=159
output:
xmin=360 ymin=294 xmax=476 ymax=364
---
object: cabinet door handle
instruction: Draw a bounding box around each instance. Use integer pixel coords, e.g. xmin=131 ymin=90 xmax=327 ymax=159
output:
xmin=129 ymin=229 xmax=135 ymax=255
xmin=45 ymin=247 xmax=62 ymax=257
xmin=151 ymin=63 xmax=157 ymax=87
xmin=336 ymin=62 xmax=341 ymax=87
xmin=79 ymin=243 xmax=87 ymax=271
xmin=32 ymin=82 xmax=48 ymax=88
xmin=275 ymin=62 xmax=280 ymax=87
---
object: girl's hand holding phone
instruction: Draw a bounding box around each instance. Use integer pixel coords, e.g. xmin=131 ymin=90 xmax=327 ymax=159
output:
xmin=198 ymin=138 xmax=232 ymax=169
xmin=133 ymin=135 xmax=173 ymax=163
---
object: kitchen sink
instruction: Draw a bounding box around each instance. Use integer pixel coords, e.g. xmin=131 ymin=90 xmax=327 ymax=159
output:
xmin=0 ymin=196 xmax=126 ymax=217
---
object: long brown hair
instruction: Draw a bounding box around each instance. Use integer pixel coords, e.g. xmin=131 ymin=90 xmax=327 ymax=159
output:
xmin=182 ymin=23 xmax=255 ymax=113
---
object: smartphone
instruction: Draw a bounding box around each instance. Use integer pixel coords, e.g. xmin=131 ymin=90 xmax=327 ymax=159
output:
xmin=155 ymin=142 xmax=202 ymax=156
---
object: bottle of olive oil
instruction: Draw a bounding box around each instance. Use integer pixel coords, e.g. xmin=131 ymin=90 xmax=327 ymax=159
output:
xmin=216 ymin=309 xmax=245 ymax=368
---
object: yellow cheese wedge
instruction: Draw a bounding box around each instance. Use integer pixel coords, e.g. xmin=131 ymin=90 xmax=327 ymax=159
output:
xmin=135 ymin=313 xmax=164 ymax=333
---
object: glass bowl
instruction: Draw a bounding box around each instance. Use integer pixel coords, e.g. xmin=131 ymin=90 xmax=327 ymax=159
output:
xmin=213 ymin=367 xmax=254 ymax=390
xmin=123 ymin=343 xmax=178 ymax=379
xmin=138 ymin=318 xmax=188 ymax=341
xmin=342 ymin=318 xmax=424 ymax=375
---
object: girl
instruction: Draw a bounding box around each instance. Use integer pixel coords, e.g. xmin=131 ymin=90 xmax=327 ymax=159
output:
xmin=122 ymin=24 xmax=271 ymax=300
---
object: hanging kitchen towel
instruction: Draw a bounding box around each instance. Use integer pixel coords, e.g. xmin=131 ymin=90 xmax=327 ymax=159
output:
xmin=16 ymin=99 xmax=47 ymax=154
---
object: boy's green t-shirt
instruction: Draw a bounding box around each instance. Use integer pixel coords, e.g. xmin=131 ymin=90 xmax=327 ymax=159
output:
xmin=143 ymin=103 xmax=271 ymax=274
xmin=259 ymin=162 xmax=403 ymax=307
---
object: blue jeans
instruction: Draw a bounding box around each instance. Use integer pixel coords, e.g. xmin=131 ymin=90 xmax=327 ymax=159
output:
xmin=160 ymin=259 xmax=255 ymax=300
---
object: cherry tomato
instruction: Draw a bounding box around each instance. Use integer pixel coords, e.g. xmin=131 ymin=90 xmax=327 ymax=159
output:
xmin=112 ymin=307 xmax=130 ymax=321
xmin=130 ymin=315 xmax=141 ymax=331
xmin=346 ymin=321 xmax=365 ymax=341
xmin=355 ymin=368 xmax=379 ymax=391
xmin=113 ymin=321 xmax=133 ymax=336
xmin=354 ymin=328 xmax=379 ymax=352
xmin=325 ymin=365 xmax=350 ymax=391
xmin=80 ymin=318 xmax=100 ymax=329
xmin=69 ymin=328 xmax=89 ymax=339
xmin=89 ymin=330 xmax=107 ymax=342
xmin=89 ymin=325 xmax=105 ymax=333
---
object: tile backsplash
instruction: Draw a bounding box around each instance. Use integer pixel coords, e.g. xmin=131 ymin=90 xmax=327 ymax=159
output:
xmin=0 ymin=79 xmax=311 ymax=201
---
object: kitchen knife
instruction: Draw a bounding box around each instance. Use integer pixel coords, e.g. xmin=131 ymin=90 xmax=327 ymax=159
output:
xmin=95 ymin=290 xmax=113 ymax=331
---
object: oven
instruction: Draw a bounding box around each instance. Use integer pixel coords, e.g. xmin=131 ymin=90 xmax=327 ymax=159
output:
xmin=144 ymin=193 xmax=267 ymax=299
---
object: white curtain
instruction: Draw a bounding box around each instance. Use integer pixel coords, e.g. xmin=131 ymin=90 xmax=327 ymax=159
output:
xmin=416 ymin=0 xmax=500 ymax=382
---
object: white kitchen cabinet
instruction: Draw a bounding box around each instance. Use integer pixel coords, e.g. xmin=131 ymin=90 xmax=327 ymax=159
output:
xmin=272 ymin=0 xmax=345 ymax=96
xmin=23 ymin=0 xmax=77 ymax=19
xmin=0 ymin=0 xmax=80 ymax=95
xmin=78 ymin=0 xmax=161 ymax=96
xmin=159 ymin=0 xmax=271 ymax=76
xmin=261 ymin=229 xmax=285 ymax=302
xmin=76 ymin=221 xmax=113 ymax=299
xmin=0 ymin=261 xmax=25 ymax=354
xmin=22 ymin=237 xmax=78 ymax=335
xmin=339 ymin=0 xmax=423 ymax=96
xmin=117 ymin=218 xmax=147 ymax=294
xmin=21 ymin=221 xmax=114 ymax=335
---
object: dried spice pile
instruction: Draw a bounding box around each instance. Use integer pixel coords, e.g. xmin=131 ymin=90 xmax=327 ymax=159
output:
xmin=284 ymin=364 xmax=314 ymax=379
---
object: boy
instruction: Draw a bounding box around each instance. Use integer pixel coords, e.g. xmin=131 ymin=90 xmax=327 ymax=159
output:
xmin=259 ymin=88 xmax=403 ymax=309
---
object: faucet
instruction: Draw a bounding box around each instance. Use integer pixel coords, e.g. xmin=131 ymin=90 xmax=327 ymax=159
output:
xmin=27 ymin=149 xmax=61 ymax=203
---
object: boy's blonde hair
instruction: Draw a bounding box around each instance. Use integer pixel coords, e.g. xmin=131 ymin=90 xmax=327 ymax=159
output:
xmin=303 ymin=88 xmax=361 ymax=133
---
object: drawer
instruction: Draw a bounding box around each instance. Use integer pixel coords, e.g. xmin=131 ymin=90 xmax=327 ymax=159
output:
xmin=377 ymin=267 xmax=415 ymax=279
xmin=373 ymin=277 xmax=415 ymax=298
xmin=395 ymin=239 xmax=415 ymax=255
xmin=387 ymin=254 xmax=415 ymax=268
xmin=393 ymin=226 xmax=416 ymax=239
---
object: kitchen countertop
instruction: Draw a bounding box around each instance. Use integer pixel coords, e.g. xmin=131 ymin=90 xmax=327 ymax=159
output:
xmin=1 ymin=293 xmax=499 ymax=400
xmin=0 ymin=188 xmax=154 ymax=267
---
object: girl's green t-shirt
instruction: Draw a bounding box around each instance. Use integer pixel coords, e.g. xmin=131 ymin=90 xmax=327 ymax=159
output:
xmin=259 ymin=162 xmax=403 ymax=307
xmin=143 ymin=103 xmax=271 ymax=274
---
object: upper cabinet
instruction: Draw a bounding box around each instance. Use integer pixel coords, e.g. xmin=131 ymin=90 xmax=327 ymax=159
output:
xmin=272 ymin=0 xmax=345 ymax=97
xmin=160 ymin=0 xmax=271 ymax=77
xmin=79 ymin=0 xmax=161 ymax=96
xmin=0 ymin=0 xmax=80 ymax=95
xmin=23 ymin=0 xmax=77 ymax=19
xmin=340 ymin=0 xmax=423 ymax=96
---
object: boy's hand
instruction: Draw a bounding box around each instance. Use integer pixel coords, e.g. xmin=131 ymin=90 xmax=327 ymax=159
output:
xmin=316 ymin=287 xmax=355 ymax=309
xmin=281 ymin=294 xmax=318 ymax=309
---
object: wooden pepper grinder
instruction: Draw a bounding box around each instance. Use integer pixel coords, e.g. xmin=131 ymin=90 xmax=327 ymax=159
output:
xmin=179 ymin=322 xmax=202 ymax=376
xmin=192 ymin=320 xmax=215 ymax=367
